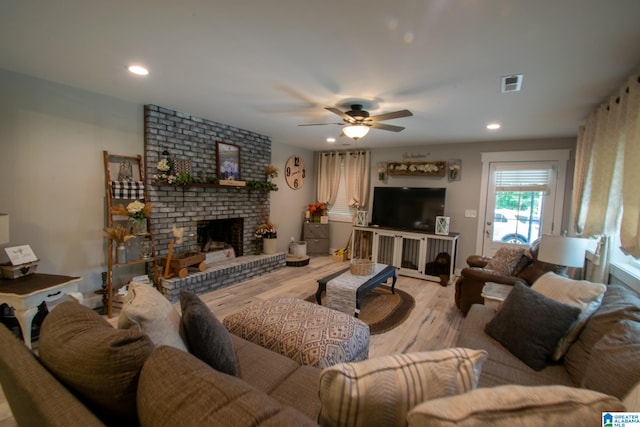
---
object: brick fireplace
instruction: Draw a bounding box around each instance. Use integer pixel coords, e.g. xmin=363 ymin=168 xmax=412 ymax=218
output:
xmin=144 ymin=105 xmax=285 ymax=302
xmin=197 ymin=217 xmax=244 ymax=256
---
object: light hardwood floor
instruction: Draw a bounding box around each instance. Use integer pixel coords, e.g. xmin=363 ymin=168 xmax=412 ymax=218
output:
xmin=0 ymin=256 xmax=464 ymax=425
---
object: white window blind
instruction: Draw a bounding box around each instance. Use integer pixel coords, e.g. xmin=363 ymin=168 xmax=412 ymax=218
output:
xmin=328 ymin=158 xmax=354 ymax=221
xmin=494 ymin=166 xmax=554 ymax=193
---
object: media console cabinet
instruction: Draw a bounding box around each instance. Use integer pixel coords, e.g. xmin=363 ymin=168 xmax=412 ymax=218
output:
xmin=351 ymin=226 xmax=458 ymax=284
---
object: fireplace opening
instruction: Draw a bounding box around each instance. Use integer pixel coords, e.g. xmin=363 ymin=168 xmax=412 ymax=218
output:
xmin=197 ymin=218 xmax=244 ymax=257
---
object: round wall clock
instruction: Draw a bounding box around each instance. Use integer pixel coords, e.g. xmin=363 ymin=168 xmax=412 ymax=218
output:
xmin=285 ymin=155 xmax=305 ymax=189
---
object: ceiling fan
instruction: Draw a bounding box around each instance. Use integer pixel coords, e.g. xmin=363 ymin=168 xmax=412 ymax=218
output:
xmin=299 ymin=104 xmax=413 ymax=140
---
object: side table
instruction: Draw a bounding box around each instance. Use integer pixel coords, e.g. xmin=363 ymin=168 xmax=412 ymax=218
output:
xmin=481 ymin=282 xmax=513 ymax=310
xmin=0 ymin=273 xmax=82 ymax=348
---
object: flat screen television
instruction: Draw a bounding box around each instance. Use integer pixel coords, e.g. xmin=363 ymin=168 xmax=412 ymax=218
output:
xmin=370 ymin=187 xmax=446 ymax=232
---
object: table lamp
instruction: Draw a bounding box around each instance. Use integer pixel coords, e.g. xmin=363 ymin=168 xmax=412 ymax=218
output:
xmin=0 ymin=213 xmax=9 ymax=246
xmin=537 ymin=234 xmax=590 ymax=276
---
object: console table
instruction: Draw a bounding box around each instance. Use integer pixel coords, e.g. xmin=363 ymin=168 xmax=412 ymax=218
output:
xmin=0 ymin=274 xmax=82 ymax=348
xmin=351 ymin=226 xmax=458 ymax=283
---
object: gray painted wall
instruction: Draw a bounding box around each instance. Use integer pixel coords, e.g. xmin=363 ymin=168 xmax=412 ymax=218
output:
xmin=0 ymin=67 xmax=576 ymax=302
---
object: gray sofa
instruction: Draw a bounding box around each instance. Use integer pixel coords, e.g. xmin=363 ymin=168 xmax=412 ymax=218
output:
xmin=456 ymin=283 xmax=640 ymax=398
xmin=1 ymin=282 xmax=637 ymax=426
xmin=0 ymin=300 xmax=322 ymax=426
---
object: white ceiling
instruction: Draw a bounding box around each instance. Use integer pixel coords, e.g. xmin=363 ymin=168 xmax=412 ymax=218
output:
xmin=2 ymin=0 xmax=640 ymax=150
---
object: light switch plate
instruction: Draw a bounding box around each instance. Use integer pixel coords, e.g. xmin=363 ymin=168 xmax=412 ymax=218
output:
xmin=465 ymin=210 xmax=477 ymax=218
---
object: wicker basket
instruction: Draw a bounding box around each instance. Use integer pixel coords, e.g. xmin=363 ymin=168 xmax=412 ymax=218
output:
xmin=350 ymin=259 xmax=374 ymax=276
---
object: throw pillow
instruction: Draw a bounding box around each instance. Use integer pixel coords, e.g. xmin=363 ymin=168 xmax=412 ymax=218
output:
xmin=624 ymin=381 xmax=640 ymax=412
xmin=582 ymin=319 xmax=640 ymax=399
xmin=564 ymin=284 xmax=640 ymax=384
xmin=38 ymin=301 xmax=154 ymax=425
xmin=137 ymin=346 xmax=317 ymax=427
xmin=318 ymin=348 xmax=487 ymax=427
xmin=406 ymin=385 xmax=625 ymax=427
xmin=485 ymin=247 xmax=526 ymax=276
xmin=179 ymin=290 xmax=238 ymax=376
xmin=531 ymin=272 xmax=606 ymax=360
xmin=484 ymin=282 xmax=581 ymax=371
xmin=118 ymin=282 xmax=188 ymax=351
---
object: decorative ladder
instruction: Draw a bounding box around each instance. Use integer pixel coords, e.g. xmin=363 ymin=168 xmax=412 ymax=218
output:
xmin=102 ymin=151 xmax=159 ymax=317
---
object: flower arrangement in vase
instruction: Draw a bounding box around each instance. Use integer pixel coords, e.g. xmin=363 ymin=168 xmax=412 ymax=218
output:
xmin=153 ymin=157 xmax=177 ymax=184
xmin=307 ymin=202 xmax=328 ymax=222
xmin=255 ymin=221 xmax=278 ymax=239
xmin=104 ymin=225 xmax=135 ymax=264
xmin=112 ymin=200 xmax=152 ymax=234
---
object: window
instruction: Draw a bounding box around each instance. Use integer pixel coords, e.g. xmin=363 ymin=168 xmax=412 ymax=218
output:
xmin=477 ymin=150 xmax=570 ymax=256
xmin=328 ymin=157 xmax=354 ymax=222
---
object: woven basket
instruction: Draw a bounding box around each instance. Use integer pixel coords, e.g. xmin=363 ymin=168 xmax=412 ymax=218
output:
xmin=350 ymin=259 xmax=374 ymax=276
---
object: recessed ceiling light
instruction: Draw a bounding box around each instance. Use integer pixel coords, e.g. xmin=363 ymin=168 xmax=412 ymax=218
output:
xmin=326 ymin=137 xmax=336 ymax=143
xmin=127 ymin=65 xmax=149 ymax=76
xmin=486 ymin=123 xmax=501 ymax=130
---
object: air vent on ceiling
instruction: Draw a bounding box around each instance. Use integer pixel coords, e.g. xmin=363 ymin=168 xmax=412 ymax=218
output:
xmin=501 ymin=74 xmax=523 ymax=93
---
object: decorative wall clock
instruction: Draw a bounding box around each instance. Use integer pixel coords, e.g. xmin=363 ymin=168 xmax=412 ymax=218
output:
xmin=285 ymin=155 xmax=305 ymax=189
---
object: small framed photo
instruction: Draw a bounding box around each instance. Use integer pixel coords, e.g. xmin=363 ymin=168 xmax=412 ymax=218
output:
xmin=435 ymin=216 xmax=450 ymax=235
xmin=355 ymin=211 xmax=367 ymax=226
xmin=216 ymin=142 xmax=241 ymax=180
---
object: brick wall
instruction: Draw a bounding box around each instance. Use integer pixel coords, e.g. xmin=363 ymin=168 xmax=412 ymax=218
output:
xmin=143 ymin=105 xmax=271 ymax=257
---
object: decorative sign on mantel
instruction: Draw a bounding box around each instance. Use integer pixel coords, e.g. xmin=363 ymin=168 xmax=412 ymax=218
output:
xmin=386 ymin=161 xmax=446 ymax=177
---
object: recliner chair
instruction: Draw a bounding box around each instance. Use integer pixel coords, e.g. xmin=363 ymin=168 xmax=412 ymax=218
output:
xmin=454 ymin=239 xmax=563 ymax=315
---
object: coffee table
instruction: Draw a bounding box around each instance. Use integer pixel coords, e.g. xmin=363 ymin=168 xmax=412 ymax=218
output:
xmin=316 ymin=264 xmax=397 ymax=317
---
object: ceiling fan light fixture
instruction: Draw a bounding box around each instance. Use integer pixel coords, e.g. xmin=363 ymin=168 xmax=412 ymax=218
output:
xmin=343 ymin=125 xmax=369 ymax=140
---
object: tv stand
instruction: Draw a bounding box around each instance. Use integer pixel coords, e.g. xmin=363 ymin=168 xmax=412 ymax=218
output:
xmin=351 ymin=226 xmax=458 ymax=284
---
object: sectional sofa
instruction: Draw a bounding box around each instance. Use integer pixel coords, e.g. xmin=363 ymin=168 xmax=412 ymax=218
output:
xmin=0 ymin=280 xmax=638 ymax=426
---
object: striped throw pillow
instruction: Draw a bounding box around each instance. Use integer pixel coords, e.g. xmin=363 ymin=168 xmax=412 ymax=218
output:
xmin=407 ymin=385 xmax=625 ymax=427
xmin=318 ymin=348 xmax=487 ymax=427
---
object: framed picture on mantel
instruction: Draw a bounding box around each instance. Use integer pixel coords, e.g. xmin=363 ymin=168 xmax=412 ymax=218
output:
xmin=217 ymin=142 xmax=241 ymax=180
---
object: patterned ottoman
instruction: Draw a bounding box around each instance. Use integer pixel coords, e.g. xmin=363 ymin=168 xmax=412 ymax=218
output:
xmin=223 ymin=297 xmax=370 ymax=368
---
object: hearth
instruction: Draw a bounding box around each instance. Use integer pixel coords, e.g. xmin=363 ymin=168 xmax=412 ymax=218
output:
xmin=197 ymin=218 xmax=244 ymax=256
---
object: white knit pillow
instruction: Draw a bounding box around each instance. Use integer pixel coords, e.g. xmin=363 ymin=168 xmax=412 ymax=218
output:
xmin=117 ymin=282 xmax=188 ymax=351
xmin=318 ymin=348 xmax=487 ymax=427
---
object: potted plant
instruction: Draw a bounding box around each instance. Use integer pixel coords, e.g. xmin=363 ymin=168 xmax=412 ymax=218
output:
xmin=255 ymin=221 xmax=278 ymax=254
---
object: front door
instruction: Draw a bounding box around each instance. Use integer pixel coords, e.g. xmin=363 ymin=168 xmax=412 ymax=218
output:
xmin=482 ymin=161 xmax=560 ymax=256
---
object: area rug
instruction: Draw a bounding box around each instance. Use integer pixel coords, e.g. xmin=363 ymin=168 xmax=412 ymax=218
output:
xmin=305 ymin=285 xmax=415 ymax=335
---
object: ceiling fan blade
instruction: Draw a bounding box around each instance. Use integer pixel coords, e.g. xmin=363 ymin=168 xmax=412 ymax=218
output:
xmin=369 ymin=109 xmax=413 ymax=122
xmin=298 ymin=122 xmax=344 ymax=126
xmin=325 ymin=107 xmax=355 ymax=123
xmin=371 ymin=122 xmax=405 ymax=132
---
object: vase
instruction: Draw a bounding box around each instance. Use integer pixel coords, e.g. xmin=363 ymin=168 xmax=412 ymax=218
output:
xmin=131 ymin=219 xmax=147 ymax=235
xmin=139 ymin=240 xmax=152 ymax=259
xmin=262 ymin=237 xmax=277 ymax=254
xmin=116 ymin=243 xmax=127 ymax=264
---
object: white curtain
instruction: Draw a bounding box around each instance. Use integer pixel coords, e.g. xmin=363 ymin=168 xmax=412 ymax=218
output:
xmin=315 ymin=152 xmax=341 ymax=205
xmin=344 ymin=151 xmax=371 ymax=208
xmin=574 ymin=73 xmax=640 ymax=281
xmin=620 ymin=76 xmax=640 ymax=258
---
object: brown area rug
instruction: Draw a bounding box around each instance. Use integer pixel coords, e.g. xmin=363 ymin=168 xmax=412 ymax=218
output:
xmin=305 ymin=285 xmax=415 ymax=335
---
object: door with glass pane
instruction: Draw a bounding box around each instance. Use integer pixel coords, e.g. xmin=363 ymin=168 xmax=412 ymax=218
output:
xmin=482 ymin=162 xmax=558 ymax=256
